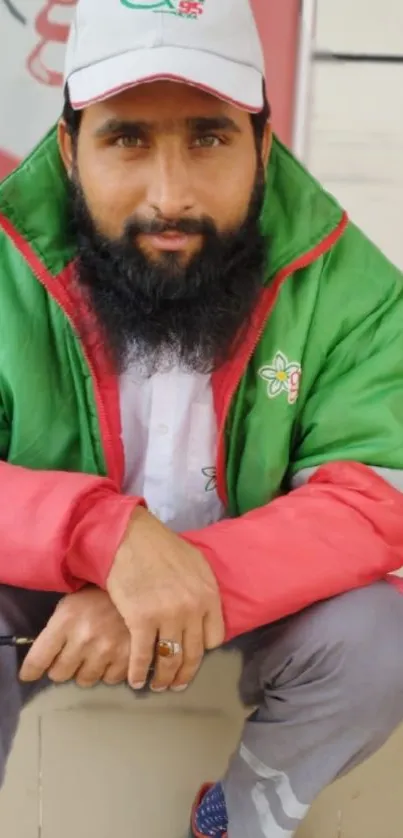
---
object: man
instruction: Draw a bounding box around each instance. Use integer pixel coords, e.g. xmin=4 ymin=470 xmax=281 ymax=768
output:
xmin=1 ymin=0 xmax=403 ymax=835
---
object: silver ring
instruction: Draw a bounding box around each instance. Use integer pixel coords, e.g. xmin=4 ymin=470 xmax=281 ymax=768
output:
xmin=157 ymin=639 xmax=183 ymax=659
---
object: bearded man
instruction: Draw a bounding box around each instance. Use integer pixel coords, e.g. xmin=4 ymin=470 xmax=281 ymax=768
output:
xmin=1 ymin=1 xmax=403 ymax=836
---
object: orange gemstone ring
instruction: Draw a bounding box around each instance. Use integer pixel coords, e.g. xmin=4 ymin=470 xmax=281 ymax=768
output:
xmin=156 ymin=640 xmax=183 ymax=659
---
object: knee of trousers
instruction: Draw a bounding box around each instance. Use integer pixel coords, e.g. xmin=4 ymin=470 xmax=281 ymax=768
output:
xmin=257 ymin=582 xmax=403 ymax=739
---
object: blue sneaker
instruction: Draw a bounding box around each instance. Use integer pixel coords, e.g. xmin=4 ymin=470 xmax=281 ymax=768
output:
xmin=188 ymin=784 xmax=228 ymax=838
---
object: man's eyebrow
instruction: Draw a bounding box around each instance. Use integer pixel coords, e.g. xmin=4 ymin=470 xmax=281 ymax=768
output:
xmin=94 ymin=119 xmax=152 ymax=138
xmin=187 ymin=117 xmax=241 ymax=134
xmin=94 ymin=116 xmax=242 ymax=138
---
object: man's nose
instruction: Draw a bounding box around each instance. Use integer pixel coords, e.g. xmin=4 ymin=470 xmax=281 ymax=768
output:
xmin=147 ymin=151 xmax=195 ymax=219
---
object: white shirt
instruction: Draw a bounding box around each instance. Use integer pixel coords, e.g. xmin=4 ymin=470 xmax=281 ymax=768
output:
xmin=120 ymin=364 xmax=225 ymax=532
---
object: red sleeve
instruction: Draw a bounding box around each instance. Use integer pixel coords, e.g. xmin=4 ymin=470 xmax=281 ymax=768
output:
xmin=0 ymin=461 xmax=144 ymax=591
xmin=183 ymin=462 xmax=403 ymax=641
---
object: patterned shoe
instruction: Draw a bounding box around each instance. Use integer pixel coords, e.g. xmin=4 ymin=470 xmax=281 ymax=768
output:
xmin=188 ymin=784 xmax=228 ymax=838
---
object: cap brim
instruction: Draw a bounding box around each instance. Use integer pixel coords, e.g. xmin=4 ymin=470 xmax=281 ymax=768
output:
xmin=67 ymin=46 xmax=264 ymax=113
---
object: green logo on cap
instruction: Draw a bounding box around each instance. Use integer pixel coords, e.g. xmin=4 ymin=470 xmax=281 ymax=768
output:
xmin=121 ymin=0 xmax=174 ymax=8
xmin=121 ymin=0 xmax=205 ymax=18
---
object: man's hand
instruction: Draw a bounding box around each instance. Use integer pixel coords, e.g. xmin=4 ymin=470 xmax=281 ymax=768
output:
xmin=106 ymin=507 xmax=225 ymax=693
xmin=19 ymin=587 xmax=130 ymax=687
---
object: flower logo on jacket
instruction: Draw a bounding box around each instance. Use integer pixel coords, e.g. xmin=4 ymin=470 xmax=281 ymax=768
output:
xmin=259 ymin=352 xmax=302 ymax=405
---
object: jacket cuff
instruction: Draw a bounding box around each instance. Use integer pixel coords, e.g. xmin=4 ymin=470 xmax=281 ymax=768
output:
xmin=66 ymin=489 xmax=146 ymax=588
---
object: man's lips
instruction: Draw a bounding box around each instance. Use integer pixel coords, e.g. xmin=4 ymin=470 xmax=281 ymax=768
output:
xmin=141 ymin=231 xmax=199 ymax=252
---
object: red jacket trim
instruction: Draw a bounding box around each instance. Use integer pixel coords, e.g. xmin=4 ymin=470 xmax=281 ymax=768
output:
xmin=0 ymin=214 xmax=123 ymax=487
xmin=212 ymin=211 xmax=349 ymax=505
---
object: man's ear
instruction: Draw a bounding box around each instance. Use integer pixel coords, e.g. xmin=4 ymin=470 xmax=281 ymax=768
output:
xmin=57 ymin=119 xmax=74 ymax=177
xmin=261 ymin=121 xmax=273 ymax=171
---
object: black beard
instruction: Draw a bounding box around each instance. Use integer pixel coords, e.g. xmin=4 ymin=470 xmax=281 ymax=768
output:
xmin=70 ymin=167 xmax=267 ymax=376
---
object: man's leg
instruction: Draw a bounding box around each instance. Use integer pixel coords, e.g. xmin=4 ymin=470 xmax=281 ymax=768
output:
xmin=0 ymin=585 xmax=60 ymax=787
xmin=221 ymin=581 xmax=403 ymax=838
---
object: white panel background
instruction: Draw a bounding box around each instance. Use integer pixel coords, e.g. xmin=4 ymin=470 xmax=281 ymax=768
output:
xmin=309 ymin=0 xmax=403 ymax=268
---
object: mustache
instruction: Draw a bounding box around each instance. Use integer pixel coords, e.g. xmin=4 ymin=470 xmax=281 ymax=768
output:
xmin=123 ymin=214 xmax=217 ymax=239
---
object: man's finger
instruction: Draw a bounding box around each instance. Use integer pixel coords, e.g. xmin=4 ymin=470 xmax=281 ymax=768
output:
xmin=103 ymin=637 xmax=130 ymax=685
xmin=170 ymin=621 xmax=204 ymax=691
xmin=103 ymin=659 xmax=129 ymax=686
xmin=203 ymin=604 xmax=225 ymax=651
xmin=128 ymin=623 xmax=157 ymax=689
xmin=75 ymin=659 xmax=108 ymax=689
xmin=19 ymin=625 xmax=66 ymax=682
xmin=47 ymin=643 xmax=85 ymax=684
xmin=150 ymin=624 xmax=184 ymax=692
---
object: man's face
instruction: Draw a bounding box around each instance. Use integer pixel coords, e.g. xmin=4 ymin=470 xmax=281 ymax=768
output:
xmin=59 ymin=80 xmax=271 ymax=374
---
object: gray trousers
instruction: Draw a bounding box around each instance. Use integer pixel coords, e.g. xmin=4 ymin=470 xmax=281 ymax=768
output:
xmin=224 ymin=581 xmax=403 ymax=837
xmin=1 ymin=583 xmax=403 ymax=837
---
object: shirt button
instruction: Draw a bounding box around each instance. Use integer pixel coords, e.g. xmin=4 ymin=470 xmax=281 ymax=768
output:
xmin=157 ymin=424 xmax=169 ymax=436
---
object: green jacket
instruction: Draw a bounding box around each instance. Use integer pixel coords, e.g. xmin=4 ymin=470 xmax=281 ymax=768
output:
xmin=1 ymin=128 xmax=403 ymax=639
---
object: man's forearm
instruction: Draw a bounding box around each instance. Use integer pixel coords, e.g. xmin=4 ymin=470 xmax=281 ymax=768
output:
xmin=183 ymin=461 xmax=403 ymax=641
xmin=0 ymin=460 xmax=144 ymax=591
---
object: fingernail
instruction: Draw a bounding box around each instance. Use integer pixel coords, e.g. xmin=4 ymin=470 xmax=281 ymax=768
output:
xmin=131 ymin=682 xmax=146 ymax=691
xmin=171 ymin=685 xmax=189 ymax=693
xmin=150 ymin=686 xmax=167 ymax=693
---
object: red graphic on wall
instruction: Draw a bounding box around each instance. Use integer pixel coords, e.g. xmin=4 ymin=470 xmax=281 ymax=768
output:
xmin=2 ymin=0 xmax=75 ymax=87
xmin=0 ymin=0 xmax=76 ymax=177
xmin=28 ymin=0 xmax=76 ymax=87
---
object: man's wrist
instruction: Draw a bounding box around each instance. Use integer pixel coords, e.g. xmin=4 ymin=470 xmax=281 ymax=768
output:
xmin=67 ymin=491 xmax=146 ymax=588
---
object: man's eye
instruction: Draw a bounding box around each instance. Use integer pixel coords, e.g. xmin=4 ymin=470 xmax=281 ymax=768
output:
xmin=115 ymin=135 xmax=145 ymax=149
xmin=192 ymin=135 xmax=222 ymax=149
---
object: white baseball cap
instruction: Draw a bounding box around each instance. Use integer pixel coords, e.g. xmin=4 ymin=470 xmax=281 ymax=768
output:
xmin=64 ymin=0 xmax=265 ymax=113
